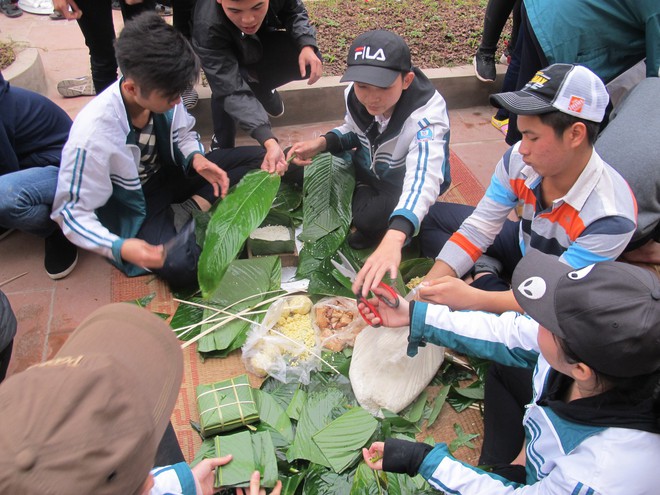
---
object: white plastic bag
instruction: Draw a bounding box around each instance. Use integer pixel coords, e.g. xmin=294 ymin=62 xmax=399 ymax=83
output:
xmin=242 ymin=295 xmax=321 ymax=384
xmin=349 ymin=308 xmax=444 ymax=415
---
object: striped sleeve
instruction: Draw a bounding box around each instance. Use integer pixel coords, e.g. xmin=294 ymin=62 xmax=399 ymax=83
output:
xmin=391 ymin=116 xmax=450 ymax=235
xmin=437 ymin=149 xmax=519 ymax=277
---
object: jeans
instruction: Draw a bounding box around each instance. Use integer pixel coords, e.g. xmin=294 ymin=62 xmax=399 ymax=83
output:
xmin=0 ymin=165 xmax=59 ymax=237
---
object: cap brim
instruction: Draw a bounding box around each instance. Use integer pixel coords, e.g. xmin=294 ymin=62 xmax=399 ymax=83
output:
xmin=512 ymin=249 xmax=573 ymax=337
xmin=340 ymin=65 xmax=400 ymax=88
xmin=490 ymin=90 xmax=556 ymax=115
xmin=57 ymin=303 xmax=183 ymax=449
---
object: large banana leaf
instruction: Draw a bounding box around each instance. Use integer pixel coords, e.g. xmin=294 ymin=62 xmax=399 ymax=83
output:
xmin=286 ymin=387 xmax=349 ymax=466
xmin=299 ymin=153 xmax=354 ymax=243
xmin=302 ymin=463 xmax=355 ymax=495
xmin=196 ymin=256 xmax=282 ymax=355
xmin=312 ymin=407 xmax=378 ymax=473
xmin=254 ymin=389 xmax=294 ymax=445
xmin=198 ymin=170 xmax=281 ymax=298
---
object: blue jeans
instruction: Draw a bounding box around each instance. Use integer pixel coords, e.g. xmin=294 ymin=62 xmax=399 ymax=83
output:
xmin=0 ymin=165 xmax=59 ymax=237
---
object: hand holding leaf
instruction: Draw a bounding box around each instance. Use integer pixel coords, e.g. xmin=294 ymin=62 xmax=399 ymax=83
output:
xmin=362 ymin=442 xmax=385 ymax=470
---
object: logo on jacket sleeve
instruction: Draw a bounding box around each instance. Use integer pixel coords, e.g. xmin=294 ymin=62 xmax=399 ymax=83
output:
xmin=416 ymin=127 xmax=434 ymax=142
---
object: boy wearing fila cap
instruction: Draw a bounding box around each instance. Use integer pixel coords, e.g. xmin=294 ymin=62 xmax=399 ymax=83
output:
xmin=0 ymin=303 xmax=281 ymax=495
xmin=359 ymin=250 xmax=660 ymax=494
xmin=417 ymin=63 xmax=637 ymax=315
xmin=288 ymin=30 xmax=451 ymax=292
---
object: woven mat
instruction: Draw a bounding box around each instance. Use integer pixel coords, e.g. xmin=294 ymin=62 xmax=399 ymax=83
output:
xmin=111 ymin=149 xmax=487 ymax=464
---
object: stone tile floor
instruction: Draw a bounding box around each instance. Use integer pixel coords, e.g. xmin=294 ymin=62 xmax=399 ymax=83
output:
xmin=0 ymin=10 xmax=509 ymax=376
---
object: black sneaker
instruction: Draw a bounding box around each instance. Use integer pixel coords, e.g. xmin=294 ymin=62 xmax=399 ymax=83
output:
xmin=210 ymin=134 xmax=220 ymax=151
xmin=0 ymin=227 xmax=14 ymax=241
xmin=473 ymin=49 xmax=496 ymax=82
xmin=44 ymin=230 xmax=78 ymax=280
xmin=259 ymin=89 xmax=285 ymax=118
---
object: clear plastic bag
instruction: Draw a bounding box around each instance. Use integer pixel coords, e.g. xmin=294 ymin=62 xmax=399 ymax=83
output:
xmin=242 ymin=295 xmax=321 ymax=384
xmin=349 ymin=294 xmax=445 ymax=416
xmin=311 ymin=296 xmax=367 ymax=352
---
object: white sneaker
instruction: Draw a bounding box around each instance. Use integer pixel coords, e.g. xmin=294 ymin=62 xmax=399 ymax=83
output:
xmin=57 ymin=75 xmax=96 ymax=98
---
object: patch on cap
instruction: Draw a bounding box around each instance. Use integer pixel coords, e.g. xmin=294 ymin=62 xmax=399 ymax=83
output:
xmin=517 ymin=276 xmax=546 ymax=300
xmin=567 ymin=95 xmax=585 ymax=114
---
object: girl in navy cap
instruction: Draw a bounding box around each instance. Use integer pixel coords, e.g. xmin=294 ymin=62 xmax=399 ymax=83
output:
xmin=359 ymin=250 xmax=660 ymax=495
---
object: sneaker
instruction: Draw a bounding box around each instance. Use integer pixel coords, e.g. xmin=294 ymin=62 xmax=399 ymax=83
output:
xmin=0 ymin=227 xmax=15 ymax=241
xmin=473 ymin=49 xmax=496 ymax=83
xmin=181 ymin=86 xmax=199 ymax=110
xmin=210 ymin=134 xmax=220 ymax=151
xmin=57 ymin=76 xmax=96 ymax=98
xmin=0 ymin=0 xmax=22 ymax=17
xmin=491 ymin=115 xmax=509 ymax=136
xmin=259 ymin=89 xmax=285 ymax=118
xmin=155 ymin=3 xmax=172 ymax=15
xmin=44 ymin=230 xmax=78 ymax=280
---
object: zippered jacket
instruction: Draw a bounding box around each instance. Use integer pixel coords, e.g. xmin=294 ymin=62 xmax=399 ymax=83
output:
xmin=325 ymin=68 xmax=451 ymax=236
xmin=404 ymin=302 xmax=660 ymax=495
xmin=192 ymin=0 xmax=318 ymax=145
xmin=51 ymin=81 xmax=204 ymax=276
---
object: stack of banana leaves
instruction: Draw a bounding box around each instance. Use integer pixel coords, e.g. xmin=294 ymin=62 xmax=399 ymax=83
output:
xmin=159 ymin=154 xmax=487 ymax=493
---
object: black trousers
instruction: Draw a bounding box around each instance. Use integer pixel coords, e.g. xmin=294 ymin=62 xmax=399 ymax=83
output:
xmin=137 ymin=146 xmax=264 ymax=290
xmin=212 ymin=31 xmax=319 ymax=147
xmin=419 ymin=202 xmax=523 ymax=279
xmin=74 ymin=0 xmax=155 ymax=93
xmin=479 ymin=0 xmax=521 ymax=55
xmin=504 ymin=3 xmax=548 ymax=145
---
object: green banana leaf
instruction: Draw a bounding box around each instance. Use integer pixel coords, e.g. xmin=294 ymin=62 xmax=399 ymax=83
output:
xmin=296 ymin=154 xmax=355 ymax=279
xmin=350 ymin=462 xmax=385 ymax=495
xmin=286 ymin=387 xmax=350 ymax=466
xmin=214 ymin=430 xmax=279 ymax=488
xmin=254 ymin=389 xmax=294 ymax=444
xmin=399 ymin=258 xmax=435 ymax=283
xmin=400 ymin=390 xmax=428 ymax=424
xmin=214 ymin=431 xmax=255 ymax=487
xmin=299 ymin=153 xmax=354 ymax=243
xmin=426 ymin=385 xmax=450 ymax=429
xmin=252 ymin=431 xmax=279 ymax=487
xmin=302 ymin=463 xmax=355 ymax=495
xmin=198 ymin=170 xmax=281 ymax=298
xmin=312 ymin=407 xmax=378 ymax=473
xmin=196 ymin=256 xmax=282 ymax=355
xmin=170 ymin=297 xmax=205 ymax=338
xmin=280 ymin=472 xmax=306 ymax=495
xmin=259 ymin=377 xmax=302 ymax=412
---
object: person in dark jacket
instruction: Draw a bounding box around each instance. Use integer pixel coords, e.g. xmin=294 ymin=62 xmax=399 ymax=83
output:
xmin=192 ymin=0 xmax=322 ymax=174
xmin=0 ymin=72 xmax=78 ymax=279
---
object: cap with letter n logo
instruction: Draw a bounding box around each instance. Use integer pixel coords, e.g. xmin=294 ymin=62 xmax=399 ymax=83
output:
xmin=341 ymin=30 xmax=412 ymax=88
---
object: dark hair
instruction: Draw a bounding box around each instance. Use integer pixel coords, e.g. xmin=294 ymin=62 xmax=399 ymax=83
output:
xmin=554 ymin=334 xmax=660 ymax=425
xmin=538 ymin=111 xmax=600 ymax=145
xmin=114 ymin=12 xmax=199 ymax=100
